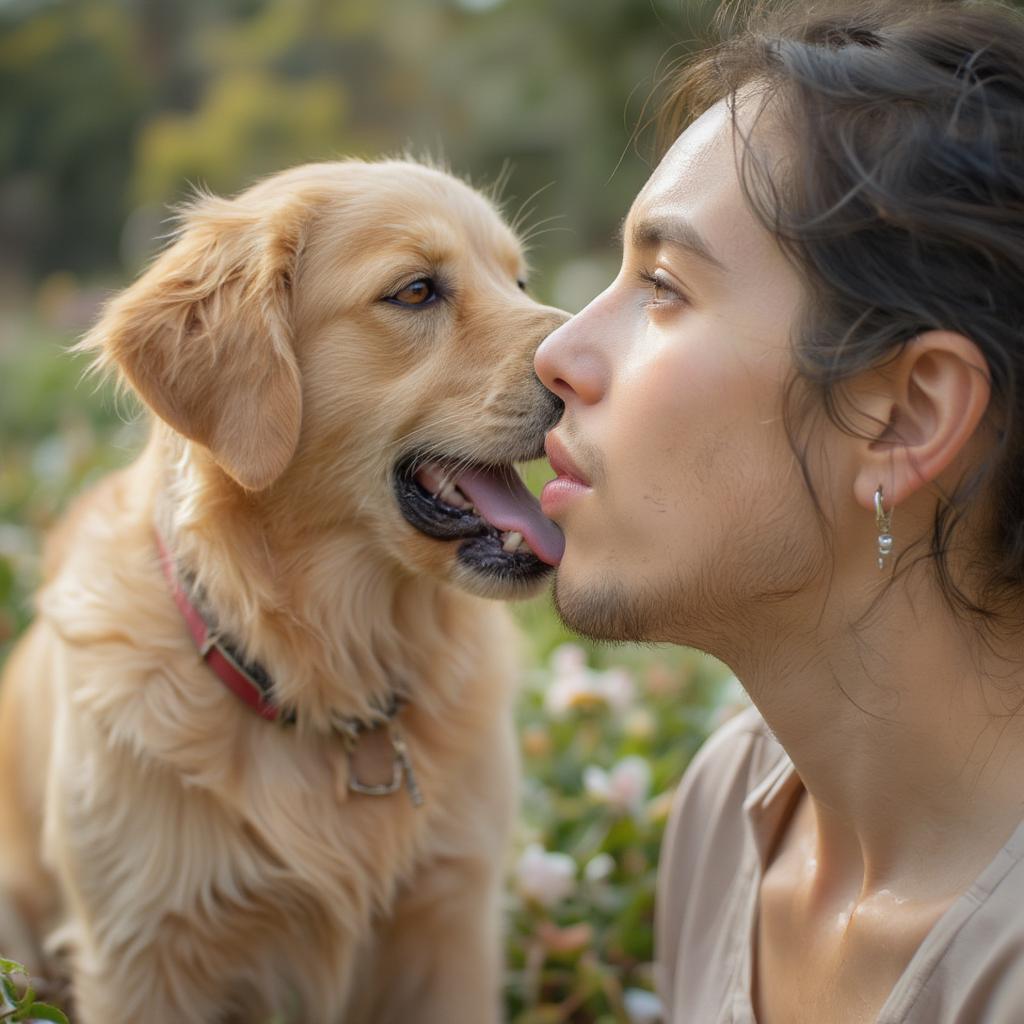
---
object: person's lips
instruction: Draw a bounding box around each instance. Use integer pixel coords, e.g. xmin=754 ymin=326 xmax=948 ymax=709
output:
xmin=541 ymin=432 xmax=592 ymax=517
xmin=544 ymin=433 xmax=590 ymax=486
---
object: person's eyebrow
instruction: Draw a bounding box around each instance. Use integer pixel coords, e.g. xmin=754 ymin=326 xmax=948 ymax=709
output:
xmin=617 ymin=214 xmax=726 ymax=272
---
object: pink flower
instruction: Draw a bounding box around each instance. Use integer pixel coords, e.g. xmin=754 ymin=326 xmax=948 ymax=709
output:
xmin=544 ymin=644 xmax=636 ymax=715
xmin=583 ymin=755 xmax=651 ymax=814
xmin=515 ymin=843 xmax=576 ymax=907
xmin=583 ymin=852 xmax=615 ymax=883
xmin=551 ymin=643 xmax=588 ymax=676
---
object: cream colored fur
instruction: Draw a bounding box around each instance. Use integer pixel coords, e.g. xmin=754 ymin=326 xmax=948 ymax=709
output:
xmin=0 ymin=159 xmax=567 ymax=1023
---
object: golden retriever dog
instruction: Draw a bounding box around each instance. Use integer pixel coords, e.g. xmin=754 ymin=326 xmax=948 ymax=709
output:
xmin=0 ymin=159 xmax=567 ymax=1023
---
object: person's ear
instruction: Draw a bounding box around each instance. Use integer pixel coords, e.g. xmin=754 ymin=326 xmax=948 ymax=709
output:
xmin=848 ymin=331 xmax=992 ymax=513
xmin=76 ymin=190 xmax=309 ymax=492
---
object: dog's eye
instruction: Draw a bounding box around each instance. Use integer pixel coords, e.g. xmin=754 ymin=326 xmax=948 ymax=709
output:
xmin=388 ymin=279 xmax=437 ymax=307
xmin=517 ymin=279 xmax=527 ymax=292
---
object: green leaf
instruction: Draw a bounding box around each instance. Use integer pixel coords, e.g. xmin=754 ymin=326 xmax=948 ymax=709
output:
xmin=22 ymin=1003 xmax=70 ymax=1024
xmin=14 ymin=980 xmax=35 ymax=1013
xmin=1 ymin=976 xmax=20 ymax=1009
xmin=0 ymin=965 xmax=23 ymax=981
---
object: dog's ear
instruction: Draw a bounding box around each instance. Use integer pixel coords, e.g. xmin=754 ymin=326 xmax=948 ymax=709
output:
xmin=79 ymin=191 xmax=307 ymax=491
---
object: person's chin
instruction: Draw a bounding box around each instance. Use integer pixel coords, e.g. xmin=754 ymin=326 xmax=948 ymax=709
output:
xmin=551 ymin=565 xmax=645 ymax=644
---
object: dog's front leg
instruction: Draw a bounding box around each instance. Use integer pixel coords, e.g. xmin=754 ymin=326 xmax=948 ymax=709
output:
xmin=346 ymin=853 xmax=506 ymax=1024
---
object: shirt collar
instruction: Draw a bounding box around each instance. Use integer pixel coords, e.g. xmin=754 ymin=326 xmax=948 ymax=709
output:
xmin=741 ymin=737 xmax=804 ymax=869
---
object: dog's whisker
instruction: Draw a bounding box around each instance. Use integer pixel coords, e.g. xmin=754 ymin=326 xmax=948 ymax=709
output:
xmin=520 ymin=218 xmax=571 ymax=248
xmin=510 ymin=180 xmax=556 ymax=237
xmin=517 ymin=209 xmax=566 ymax=245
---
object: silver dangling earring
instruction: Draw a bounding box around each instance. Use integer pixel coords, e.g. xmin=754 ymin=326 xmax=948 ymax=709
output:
xmin=875 ymin=485 xmax=894 ymax=570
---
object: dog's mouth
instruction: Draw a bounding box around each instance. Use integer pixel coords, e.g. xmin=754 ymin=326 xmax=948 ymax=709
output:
xmin=394 ymin=454 xmax=565 ymax=578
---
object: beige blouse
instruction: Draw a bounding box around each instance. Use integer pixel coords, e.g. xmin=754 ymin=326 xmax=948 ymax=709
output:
xmin=655 ymin=705 xmax=1024 ymax=1023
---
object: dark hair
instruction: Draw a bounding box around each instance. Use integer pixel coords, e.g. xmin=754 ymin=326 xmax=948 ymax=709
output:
xmin=658 ymin=0 xmax=1024 ymax=626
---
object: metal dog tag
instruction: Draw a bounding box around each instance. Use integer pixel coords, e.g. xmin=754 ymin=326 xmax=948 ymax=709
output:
xmin=347 ymin=721 xmax=424 ymax=808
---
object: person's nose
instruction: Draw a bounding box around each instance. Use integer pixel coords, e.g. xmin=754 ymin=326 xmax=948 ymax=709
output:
xmin=534 ymin=291 xmax=612 ymax=407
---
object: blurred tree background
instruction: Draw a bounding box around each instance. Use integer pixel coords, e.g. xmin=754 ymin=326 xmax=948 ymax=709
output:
xmin=1 ymin=0 xmax=720 ymax=298
xmin=0 ymin=1 xmax=744 ymax=1021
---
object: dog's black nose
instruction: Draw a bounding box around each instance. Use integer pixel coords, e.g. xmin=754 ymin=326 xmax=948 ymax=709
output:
xmin=536 ymin=376 xmax=564 ymax=430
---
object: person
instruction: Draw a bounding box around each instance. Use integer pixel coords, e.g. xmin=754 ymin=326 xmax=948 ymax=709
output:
xmin=533 ymin=1 xmax=1024 ymax=1021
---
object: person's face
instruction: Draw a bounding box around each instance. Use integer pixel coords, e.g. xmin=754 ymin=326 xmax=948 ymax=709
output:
xmin=535 ymin=98 xmax=828 ymax=648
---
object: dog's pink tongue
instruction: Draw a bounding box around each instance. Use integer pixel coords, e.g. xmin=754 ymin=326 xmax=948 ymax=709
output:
xmin=457 ymin=466 xmax=565 ymax=566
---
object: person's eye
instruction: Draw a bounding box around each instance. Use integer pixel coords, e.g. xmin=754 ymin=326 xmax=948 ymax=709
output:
xmin=384 ymin=278 xmax=438 ymax=307
xmin=638 ymin=267 xmax=688 ymax=308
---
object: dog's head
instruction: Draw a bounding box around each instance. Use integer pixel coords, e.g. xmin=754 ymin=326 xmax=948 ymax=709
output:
xmin=81 ymin=160 xmax=568 ymax=598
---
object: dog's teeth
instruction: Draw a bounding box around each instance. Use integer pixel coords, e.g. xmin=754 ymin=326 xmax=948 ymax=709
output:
xmin=502 ymin=531 xmax=523 ymax=553
xmin=520 ymin=538 xmax=534 ymax=556
xmin=421 ymin=466 xmax=446 ymax=495
xmin=440 ymin=483 xmax=473 ymax=510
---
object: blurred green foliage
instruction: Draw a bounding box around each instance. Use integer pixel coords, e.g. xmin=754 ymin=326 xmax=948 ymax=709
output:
xmin=0 ymin=0 xmax=720 ymax=299
xmin=0 ymin=311 xmax=141 ymax=648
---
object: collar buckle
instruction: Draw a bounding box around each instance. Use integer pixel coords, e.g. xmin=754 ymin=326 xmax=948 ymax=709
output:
xmin=346 ymin=721 xmax=424 ymax=807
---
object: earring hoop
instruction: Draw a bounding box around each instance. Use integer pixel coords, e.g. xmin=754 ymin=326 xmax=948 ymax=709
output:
xmin=875 ymin=486 xmax=894 ymax=570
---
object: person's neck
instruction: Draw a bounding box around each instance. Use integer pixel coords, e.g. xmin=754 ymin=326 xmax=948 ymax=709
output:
xmin=725 ymin=571 xmax=1024 ymax=901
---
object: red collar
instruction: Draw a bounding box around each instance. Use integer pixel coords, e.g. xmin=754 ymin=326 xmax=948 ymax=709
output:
xmin=155 ymin=531 xmax=421 ymax=805
xmin=155 ymin=531 xmax=289 ymax=722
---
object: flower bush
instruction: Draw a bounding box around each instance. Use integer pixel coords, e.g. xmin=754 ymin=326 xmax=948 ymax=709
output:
xmin=504 ymin=641 xmax=734 ymax=1023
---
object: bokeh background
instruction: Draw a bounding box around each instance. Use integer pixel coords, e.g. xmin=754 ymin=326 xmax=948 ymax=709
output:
xmin=1 ymin=1 xmax=746 ymax=1021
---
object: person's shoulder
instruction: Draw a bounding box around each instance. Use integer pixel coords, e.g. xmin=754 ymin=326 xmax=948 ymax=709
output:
xmin=657 ymin=701 xmax=785 ymax=901
xmin=906 ymin=827 xmax=1024 ymax=1023
xmin=657 ymin=702 xmax=788 ymax=907
xmin=899 ymin=906 xmax=1024 ymax=1023
xmin=881 ymin=822 xmax=1024 ymax=1023
xmin=654 ymin=703 xmax=786 ymax=1009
